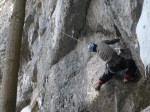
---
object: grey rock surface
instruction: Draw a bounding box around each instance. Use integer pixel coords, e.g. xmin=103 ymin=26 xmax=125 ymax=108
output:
xmin=1 ymin=0 xmax=150 ymax=112
xmin=0 ymin=0 xmax=13 ymax=83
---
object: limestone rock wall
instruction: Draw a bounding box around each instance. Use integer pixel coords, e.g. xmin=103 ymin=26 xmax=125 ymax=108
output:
xmin=1 ymin=0 xmax=150 ymax=112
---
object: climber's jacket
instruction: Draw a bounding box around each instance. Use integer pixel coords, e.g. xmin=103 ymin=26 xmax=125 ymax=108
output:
xmin=97 ymin=39 xmax=120 ymax=62
xmin=96 ymin=39 xmax=137 ymax=84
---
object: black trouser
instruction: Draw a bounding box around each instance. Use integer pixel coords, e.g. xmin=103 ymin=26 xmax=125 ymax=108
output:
xmin=125 ymin=59 xmax=137 ymax=78
xmin=99 ymin=58 xmax=137 ymax=84
xmin=108 ymin=58 xmax=137 ymax=78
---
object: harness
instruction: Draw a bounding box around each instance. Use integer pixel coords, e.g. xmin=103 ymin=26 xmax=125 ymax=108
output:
xmin=106 ymin=57 xmax=128 ymax=76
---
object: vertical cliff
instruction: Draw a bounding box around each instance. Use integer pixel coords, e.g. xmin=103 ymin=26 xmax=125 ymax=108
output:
xmin=1 ymin=0 xmax=150 ymax=112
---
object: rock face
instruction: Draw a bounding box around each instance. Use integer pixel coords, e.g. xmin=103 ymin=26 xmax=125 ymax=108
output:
xmin=0 ymin=0 xmax=14 ymax=98
xmin=1 ymin=0 xmax=150 ymax=112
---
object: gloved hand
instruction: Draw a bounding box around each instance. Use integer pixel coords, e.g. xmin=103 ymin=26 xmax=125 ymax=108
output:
xmin=94 ymin=83 xmax=101 ymax=91
xmin=94 ymin=80 xmax=103 ymax=91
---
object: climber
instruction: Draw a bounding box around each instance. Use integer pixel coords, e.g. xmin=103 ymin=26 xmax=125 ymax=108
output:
xmin=88 ymin=39 xmax=138 ymax=91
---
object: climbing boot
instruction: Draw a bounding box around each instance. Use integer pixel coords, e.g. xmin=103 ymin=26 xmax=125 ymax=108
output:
xmin=123 ymin=77 xmax=136 ymax=83
xmin=123 ymin=78 xmax=129 ymax=83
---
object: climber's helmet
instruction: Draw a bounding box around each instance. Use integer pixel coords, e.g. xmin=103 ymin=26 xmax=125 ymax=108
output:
xmin=88 ymin=43 xmax=95 ymax=52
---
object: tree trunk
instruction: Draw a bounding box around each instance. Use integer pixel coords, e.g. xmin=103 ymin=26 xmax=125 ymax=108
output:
xmin=1 ymin=0 xmax=26 ymax=112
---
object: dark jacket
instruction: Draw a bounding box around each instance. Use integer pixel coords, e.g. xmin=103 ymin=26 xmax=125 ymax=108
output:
xmin=99 ymin=58 xmax=137 ymax=84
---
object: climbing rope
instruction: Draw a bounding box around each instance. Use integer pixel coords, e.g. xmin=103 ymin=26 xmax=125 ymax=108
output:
xmin=55 ymin=27 xmax=81 ymax=41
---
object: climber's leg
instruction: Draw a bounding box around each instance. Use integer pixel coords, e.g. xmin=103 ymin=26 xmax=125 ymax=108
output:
xmin=123 ymin=59 xmax=139 ymax=83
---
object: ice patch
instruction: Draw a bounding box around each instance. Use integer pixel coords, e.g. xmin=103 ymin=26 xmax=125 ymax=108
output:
xmin=136 ymin=0 xmax=150 ymax=78
xmin=21 ymin=105 xmax=31 ymax=112
xmin=51 ymin=0 xmax=63 ymax=49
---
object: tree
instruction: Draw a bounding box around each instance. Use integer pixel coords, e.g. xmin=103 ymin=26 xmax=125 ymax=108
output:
xmin=1 ymin=0 xmax=26 ymax=112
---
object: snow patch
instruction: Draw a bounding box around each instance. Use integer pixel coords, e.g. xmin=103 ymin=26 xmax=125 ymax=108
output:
xmin=51 ymin=0 xmax=63 ymax=49
xmin=136 ymin=0 xmax=150 ymax=78
xmin=21 ymin=105 xmax=31 ymax=112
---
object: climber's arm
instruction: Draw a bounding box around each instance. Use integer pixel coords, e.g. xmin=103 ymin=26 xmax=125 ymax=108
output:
xmin=94 ymin=67 xmax=113 ymax=91
xmin=99 ymin=65 xmax=114 ymax=85
xmin=102 ymin=38 xmax=120 ymax=45
xmin=99 ymin=71 xmax=113 ymax=84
